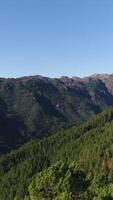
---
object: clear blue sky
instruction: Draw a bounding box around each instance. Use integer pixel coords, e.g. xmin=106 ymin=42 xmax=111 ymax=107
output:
xmin=0 ymin=0 xmax=113 ymax=78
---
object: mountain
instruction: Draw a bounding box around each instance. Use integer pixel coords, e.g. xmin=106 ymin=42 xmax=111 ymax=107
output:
xmin=1 ymin=106 xmax=113 ymax=199
xmin=0 ymin=74 xmax=113 ymax=152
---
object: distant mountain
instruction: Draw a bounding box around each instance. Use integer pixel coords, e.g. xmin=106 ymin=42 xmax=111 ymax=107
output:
xmin=1 ymin=106 xmax=113 ymax=199
xmin=1 ymin=74 xmax=113 ymax=152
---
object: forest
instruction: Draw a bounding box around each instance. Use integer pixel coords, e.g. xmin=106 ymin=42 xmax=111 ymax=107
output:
xmin=1 ymin=106 xmax=113 ymax=199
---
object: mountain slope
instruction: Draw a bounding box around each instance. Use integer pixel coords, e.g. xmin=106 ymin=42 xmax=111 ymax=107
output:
xmin=1 ymin=106 xmax=113 ymax=199
xmin=1 ymin=74 xmax=113 ymax=153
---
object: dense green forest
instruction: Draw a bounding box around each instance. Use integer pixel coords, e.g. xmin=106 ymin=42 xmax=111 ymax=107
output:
xmin=0 ymin=75 xmax=113 ymax=153
xmin=1 ymin=106 xmax=113 ymax=199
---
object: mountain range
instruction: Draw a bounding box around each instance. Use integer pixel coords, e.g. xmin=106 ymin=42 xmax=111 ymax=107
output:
xmin=1 ymin=74 xmax=113 ymax=199
xmin=1 ymin=74 xmax=113 ymax=153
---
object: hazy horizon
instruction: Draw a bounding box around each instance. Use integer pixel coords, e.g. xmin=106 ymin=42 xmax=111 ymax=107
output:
xmin=0 ymin=72 xmax=113 ymax=79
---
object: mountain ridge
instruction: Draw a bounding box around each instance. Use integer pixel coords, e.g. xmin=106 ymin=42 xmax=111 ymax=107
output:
xmin=0 ymin=73 xmax=113 ymax=153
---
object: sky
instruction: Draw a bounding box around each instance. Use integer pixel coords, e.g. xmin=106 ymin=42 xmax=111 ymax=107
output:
xmin=0 ymin=0 xmax=113 ymax=78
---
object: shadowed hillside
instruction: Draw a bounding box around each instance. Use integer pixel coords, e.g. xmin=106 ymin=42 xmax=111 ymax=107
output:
xmin=0 ymin=74 xmax=113 ymax=153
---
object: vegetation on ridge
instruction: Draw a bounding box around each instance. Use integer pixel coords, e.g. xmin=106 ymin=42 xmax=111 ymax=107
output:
xmin=1 ymin=107 xmax=113 ymax=199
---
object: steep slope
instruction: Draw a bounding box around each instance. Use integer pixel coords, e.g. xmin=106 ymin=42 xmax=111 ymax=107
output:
xmin=0 ymin=74 xmax=113 ymax=153
xmin=0 ymin=97 xmax=25 ymax=153
xmin=1 ymin=106 xmax=113 ymax=199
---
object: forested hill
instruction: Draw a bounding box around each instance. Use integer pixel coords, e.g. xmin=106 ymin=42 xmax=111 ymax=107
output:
xmin=1 ymin=74 xmax=113 ymax=153
xmin=1 ymin=106 xmax=113 ymax=199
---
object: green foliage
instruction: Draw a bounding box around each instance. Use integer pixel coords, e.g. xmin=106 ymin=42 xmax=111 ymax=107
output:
xmin=1 ymin=105 xmax=113 ymax=199
xmin=24 ymin=161 xmax=89 ymax=200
